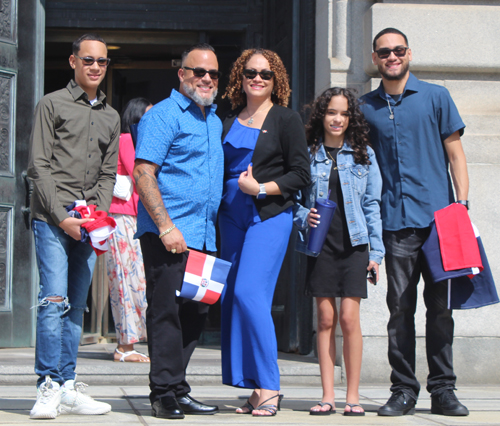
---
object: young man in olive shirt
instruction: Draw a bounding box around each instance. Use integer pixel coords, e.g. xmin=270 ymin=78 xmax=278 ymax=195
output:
xmin=27 ymin=34 xmax=119 ymax=419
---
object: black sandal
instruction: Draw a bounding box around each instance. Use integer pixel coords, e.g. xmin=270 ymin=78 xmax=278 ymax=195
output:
xmin=344 ymin=403 xmax=365 ymax=416
xmin=252 ymin=394 xmax=283 ymax=417
xmin=310 ymin=401 xmax=336 ymax=415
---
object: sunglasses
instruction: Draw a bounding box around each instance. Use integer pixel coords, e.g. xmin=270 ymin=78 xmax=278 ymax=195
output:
xmin=183 ymin=66 xmax=222 ymax=80
xmin=375 ymin=46 xmax=409 ymax=59
xmin=74 ymin=55 xmax=111 ymax=67
xmin=242 ymin=69 xmax=275 ymax=81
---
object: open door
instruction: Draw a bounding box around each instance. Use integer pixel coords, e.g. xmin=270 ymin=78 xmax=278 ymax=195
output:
xmin=0 ymin=0 xmax=44 ymax=346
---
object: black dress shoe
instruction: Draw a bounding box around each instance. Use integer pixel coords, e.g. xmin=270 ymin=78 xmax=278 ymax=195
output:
xmin=177 ymin=394 xmax=219 ymax=415
xmin=378 ymin=391 xmax=416 ymax=416
xmin=152 ymin=397 xmax=185 ymax=419
xmin=431 ymin=389 xmax=469 ymax=416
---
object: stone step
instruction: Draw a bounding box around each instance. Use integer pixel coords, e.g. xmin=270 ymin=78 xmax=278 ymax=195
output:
xmin=0 ymin=344 xmax=341 ymax=386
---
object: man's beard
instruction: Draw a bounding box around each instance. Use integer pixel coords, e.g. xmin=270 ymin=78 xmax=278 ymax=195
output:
xmin=378 ymin=60 xmax=410 ymax=81
xmin=183 ymin=83 xmax=218 ymax=106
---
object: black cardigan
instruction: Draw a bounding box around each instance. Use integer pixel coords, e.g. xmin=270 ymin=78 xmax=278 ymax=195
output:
xmin=222 ymin=104 xmax=310 ymax=221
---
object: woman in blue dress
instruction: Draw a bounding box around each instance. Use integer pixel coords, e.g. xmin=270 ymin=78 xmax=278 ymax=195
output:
xmin=219 ymin=48 xmax=310 ymax=417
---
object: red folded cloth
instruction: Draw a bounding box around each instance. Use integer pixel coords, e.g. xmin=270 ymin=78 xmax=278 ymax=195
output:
xmin=434 ymin=203 xmax=482 ymax=272
xmin=74 ymin=204 xmax=116 ymax=256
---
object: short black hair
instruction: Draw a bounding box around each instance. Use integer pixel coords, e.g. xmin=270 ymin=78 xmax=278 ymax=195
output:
xmin=120 ymin=97 xmax=152 ymax=137
xmin=72 ymin=33 xmax=107 ymax=55
xmin=181 ymin=43 xmax=216 ymax=65
xmin=373 ymin=28 xmax=409 ymax=51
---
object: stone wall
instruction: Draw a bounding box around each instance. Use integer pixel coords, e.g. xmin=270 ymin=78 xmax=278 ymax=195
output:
xmin=315 ymin=0 xmax=500 ymax=384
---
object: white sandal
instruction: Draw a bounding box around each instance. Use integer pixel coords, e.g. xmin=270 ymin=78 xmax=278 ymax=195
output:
xmin=114 ymin=348 xmax=150 ymax=362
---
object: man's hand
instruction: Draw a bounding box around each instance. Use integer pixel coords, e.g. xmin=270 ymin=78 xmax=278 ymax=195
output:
xmin=134 ymin=159 xmax=188 ymax=253
xmin=160 ymin=227 xmax=187 ymax=254
xmin=59 ymin=217 xmax=94 ymax=241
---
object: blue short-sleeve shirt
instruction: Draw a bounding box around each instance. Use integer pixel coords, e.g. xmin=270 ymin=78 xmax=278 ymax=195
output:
xmin=360 ymin=73 xmax=465 ymax=231
xmin=135 ymin=89 xmax=223 ymax=251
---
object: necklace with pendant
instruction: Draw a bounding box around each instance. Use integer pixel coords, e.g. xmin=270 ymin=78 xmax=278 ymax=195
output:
xmin=325 ymin=148 xmax=338 ymax=170
xmin=247 ymin=103 xmax=272 ymax=125
xmin=386 ymin=98 xmax=394 ymax=120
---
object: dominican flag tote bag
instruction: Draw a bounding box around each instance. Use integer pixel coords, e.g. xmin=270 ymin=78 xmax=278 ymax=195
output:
xmin=176 ymin=250 xmax=231 ymax=305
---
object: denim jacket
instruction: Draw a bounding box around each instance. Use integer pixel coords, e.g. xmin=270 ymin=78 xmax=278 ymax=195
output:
xmin=293 ymin=142 xmax=385 ymax=264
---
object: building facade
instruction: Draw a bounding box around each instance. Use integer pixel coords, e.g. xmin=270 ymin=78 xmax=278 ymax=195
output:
xmin=0 ymin=0 xmax=499 ymax=383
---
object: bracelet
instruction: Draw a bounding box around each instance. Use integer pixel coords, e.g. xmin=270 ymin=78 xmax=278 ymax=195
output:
xmin=159 ymin=224 xmax=176 ymax=239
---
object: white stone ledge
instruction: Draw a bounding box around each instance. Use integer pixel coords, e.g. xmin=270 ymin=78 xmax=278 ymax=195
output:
xmin=363 ymin=3 xmax=500 ymax=75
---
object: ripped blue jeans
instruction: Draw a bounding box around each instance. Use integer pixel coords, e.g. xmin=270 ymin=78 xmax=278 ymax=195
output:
xmin=32 ymin=219 xmax=97 ymax=387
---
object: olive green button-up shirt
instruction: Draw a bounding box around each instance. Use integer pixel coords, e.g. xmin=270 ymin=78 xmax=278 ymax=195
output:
xmin=27 ymin=80 xmax=120 ymax=226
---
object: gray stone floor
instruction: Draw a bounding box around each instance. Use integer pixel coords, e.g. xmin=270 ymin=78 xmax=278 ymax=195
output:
xmin=1 ymin=385 xmax=499 ymax=425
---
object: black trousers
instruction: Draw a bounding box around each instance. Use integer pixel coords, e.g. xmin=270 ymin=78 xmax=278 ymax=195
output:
xmin=383 ymin=228 xmax=456 ymax=401
xmin=140 ymin=233 xmax=210 ymax=403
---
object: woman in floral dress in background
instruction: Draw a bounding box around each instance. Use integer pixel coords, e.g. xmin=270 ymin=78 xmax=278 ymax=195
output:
xmin=106 ymin=98 xmax=152 ymax=362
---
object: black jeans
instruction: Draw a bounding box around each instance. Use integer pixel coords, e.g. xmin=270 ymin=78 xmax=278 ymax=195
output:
xmin=383 ymin=228 xmax=456 ymax=401
xmin=140 ymin=233 xmax=210 ymax=403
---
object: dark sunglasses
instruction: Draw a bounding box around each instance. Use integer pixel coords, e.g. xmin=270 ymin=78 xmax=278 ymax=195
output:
xmin=183 ymin=66 xmax=222 ymax=80
xmin=74 ymin=55 xmax=111 ymax=67
xmin=242 ymin=69 xmax=275 ymax=81
xmin=375 ymin=46 xmax=409 ymax=59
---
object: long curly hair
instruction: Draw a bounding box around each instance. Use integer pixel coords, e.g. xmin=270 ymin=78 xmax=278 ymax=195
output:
xmin=223 ymin=48 xmax=291 ymax=109
xmin=306 ymin=87 xmax=371 ymax=165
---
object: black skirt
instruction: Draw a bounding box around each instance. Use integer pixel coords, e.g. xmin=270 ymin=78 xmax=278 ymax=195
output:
xmin=305 ymin=146 xmax=369 ymax=298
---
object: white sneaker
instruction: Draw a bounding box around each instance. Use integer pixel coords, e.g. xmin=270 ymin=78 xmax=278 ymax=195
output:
xmin=60 ymin=379 xmax=111 ymax=415
xmin=30 ymin=376 xmax=61 ymax=419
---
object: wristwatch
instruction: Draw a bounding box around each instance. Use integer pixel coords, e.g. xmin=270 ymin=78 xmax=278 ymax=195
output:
xmin=457 ymin=200 xmax=469 ymax=210
xmin=256 ymin=183 xmax=267 ymax=200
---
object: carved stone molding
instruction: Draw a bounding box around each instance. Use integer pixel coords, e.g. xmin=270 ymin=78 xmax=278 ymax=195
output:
xmin=0 ymin=0 xmax=14 ymax=43
xmin=329 ymin=0 xmax=352 ymax=72
xmin=0 ymin=72 xmax=13 ymax=174
xmin=0 ymin=208 xmax=10 ymax=309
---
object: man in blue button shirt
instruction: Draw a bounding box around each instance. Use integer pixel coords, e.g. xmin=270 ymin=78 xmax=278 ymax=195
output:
xmin=360 ymin=28 xmax=469 ymax=417
xmin=133 ymin=43 xmax=223 ymax=419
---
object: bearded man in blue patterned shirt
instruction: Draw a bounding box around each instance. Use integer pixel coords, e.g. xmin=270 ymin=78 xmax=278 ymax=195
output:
xmin=133 ymin=43 xmax=223 ymax=420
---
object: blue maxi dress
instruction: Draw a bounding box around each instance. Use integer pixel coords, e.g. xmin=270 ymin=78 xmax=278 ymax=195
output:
xmin=219 ymin=119 xmax=293 ymax=390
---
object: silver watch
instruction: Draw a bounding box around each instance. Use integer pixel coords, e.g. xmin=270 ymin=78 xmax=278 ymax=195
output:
xmin=256 ymin=183 xmax=267 ymax=199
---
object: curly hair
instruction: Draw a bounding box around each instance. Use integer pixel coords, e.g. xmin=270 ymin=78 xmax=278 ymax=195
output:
xmin=305 ymin=87 xmax=371 ymax=165
xmin=223 ymin=48 xmax=291 ymax=109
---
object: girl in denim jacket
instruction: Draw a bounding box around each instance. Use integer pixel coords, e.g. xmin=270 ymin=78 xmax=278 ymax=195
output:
xmin=294 ymin=88 xmax=384 ymax=416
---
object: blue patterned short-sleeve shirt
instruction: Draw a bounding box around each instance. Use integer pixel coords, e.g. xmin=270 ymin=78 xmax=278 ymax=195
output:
xmin=135 ymin=89 xmax=223 ymax=251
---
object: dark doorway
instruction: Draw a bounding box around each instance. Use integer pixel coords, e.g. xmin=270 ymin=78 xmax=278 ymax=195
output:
xmin=44 ymin=29 xmax=243 ymax=116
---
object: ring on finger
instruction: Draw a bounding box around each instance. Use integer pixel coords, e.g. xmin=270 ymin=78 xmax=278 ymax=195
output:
xmin=171 ymin=248 xmax=177 ymax=254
